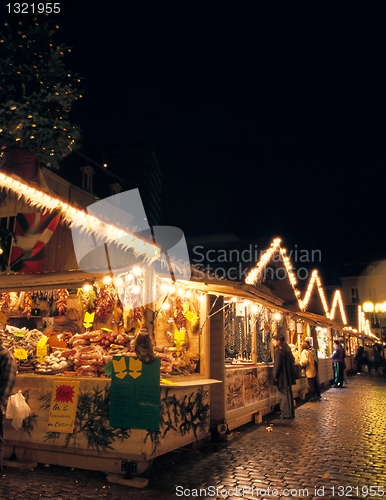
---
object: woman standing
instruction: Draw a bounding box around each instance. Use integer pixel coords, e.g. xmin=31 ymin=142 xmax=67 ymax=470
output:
xmin=300 ymin=341 xmax=317 ymax=401
xmin=272 ymin=334 xmax=296 ymax=419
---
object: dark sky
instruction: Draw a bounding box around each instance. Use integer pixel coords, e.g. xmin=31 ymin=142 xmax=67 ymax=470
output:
xmin=3 ymin=1 xmax=386 ymax=283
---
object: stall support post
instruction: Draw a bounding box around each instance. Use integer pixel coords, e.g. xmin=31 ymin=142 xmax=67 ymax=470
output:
xmin=143 ymin=265 xmax=156 ymax=338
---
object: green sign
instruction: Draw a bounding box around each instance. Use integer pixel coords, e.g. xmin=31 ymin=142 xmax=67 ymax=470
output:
xmin=109 ymin=356 xmax=161 ymax=430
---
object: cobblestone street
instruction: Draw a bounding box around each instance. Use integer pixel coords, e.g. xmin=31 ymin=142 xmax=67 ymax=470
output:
xmin=1 ymin=373 xmax=385 ymax=499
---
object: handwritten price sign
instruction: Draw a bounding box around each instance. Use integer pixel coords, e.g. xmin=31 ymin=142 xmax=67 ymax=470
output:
xmin=46 ymin=380 xmax=80 ymax=433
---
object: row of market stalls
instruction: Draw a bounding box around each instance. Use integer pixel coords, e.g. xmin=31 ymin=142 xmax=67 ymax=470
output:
xmin=0 ymin=165 xmax=380 ymax=475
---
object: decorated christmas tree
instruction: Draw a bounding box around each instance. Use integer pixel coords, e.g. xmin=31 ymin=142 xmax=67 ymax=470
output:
xmin=0 ymin=15 xmax=83 ymax=170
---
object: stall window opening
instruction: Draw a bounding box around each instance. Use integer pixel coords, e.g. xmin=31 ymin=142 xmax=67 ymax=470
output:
xmin=224 ymin=299 xmax=253 ymax=363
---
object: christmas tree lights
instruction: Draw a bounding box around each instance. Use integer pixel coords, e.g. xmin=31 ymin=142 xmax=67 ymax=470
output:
xmin=0 ymin=19 xmax=82 ymax=169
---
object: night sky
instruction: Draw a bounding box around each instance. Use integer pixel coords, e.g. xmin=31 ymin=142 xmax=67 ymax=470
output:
xmin=2 ymin=1 xmax=386 ymax=283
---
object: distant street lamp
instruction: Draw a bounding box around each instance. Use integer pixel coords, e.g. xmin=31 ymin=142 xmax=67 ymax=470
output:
xmin=363 ymin=301 xmax=386 ymax=313
xmin=361 ymin=301 xmax=385 ymax=342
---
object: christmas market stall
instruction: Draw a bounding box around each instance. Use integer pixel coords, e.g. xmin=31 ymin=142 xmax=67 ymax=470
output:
xmin=292 ymin=273 xmax=352 ymax=386
xmin=185 ymin=276 xmax=308 ymax=433
xmin=196 ymin=237 xmax=353 ymax=433
xmin=245 ymin=240 xmax=352 ymax=389
xmin=0 ymin=168 xmax=217 ymax=475
xmin=184 ymin=237 xmax=316 ymax=433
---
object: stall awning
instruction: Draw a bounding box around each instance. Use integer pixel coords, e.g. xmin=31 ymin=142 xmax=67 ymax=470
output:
xmin=0 ymin=269 xmax=106 ymax=292
xmin=295 ymin=310 xmax=345 ymax=330
xmin=178 ymin=277 xmax=285 ymax=309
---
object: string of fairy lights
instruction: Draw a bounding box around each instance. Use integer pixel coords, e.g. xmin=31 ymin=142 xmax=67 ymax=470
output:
xmin=0 ymin=170 xmax=349 ymax=327
xmin=0 ymin=170 xmax=159 ymax=261
xmin=245 ymin=237 xmax=347 ymax=324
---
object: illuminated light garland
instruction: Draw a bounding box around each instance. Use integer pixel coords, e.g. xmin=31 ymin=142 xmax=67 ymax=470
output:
xmin=299 ymin=270 xmax=329 ymax=315
xmin=245 ymin=238 xmax=347 ymax=322
xmin=245 ymin=237 xmax=303 ymax=305
xmin=329 ymin=290 xmax=347 ymax=324
xmin=358 ymin=305 xmax=364 ymax=332
xmin=356 ymin=304 xmax=382 ymax=340
xmin=0 ymin=171 xmax=159 ymax=262
xmin=245 ymin=238 xmax=282 ymax=285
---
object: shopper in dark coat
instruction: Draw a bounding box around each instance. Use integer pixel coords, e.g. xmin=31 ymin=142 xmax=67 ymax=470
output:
xmin=272 ymin=334 xmax=296 ymax=419
xmin=355 ymin=345 xmax=364 ymax=374
xmin=0 ymin=331 xmax=17 ymax=473
xmin=330 ymin=339 xmax=344 ymax=387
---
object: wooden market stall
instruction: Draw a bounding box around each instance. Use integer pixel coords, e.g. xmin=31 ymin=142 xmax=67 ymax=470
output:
xmin=0 ymin=165 xmax=365 ymax=467
xmin=181 ymin=278 xmax=309 ymax=432
xmin=192 ymin=236 xmax=354 ymax=433
xmin=0 ymin=168 xmax=218 ymax=475
xmin=0 ymin=269 xmax=217 ymax=474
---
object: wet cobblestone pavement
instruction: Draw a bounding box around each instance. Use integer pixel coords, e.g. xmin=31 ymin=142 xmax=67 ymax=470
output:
xmin=1 ymin=373 xmax=385 ymax=499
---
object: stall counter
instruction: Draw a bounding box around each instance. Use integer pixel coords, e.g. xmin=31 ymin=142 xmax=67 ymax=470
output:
xmin=4 ymin=374 xmax=215 ymax=474
xmin=211 ymin=363 xmax=308 ymax=431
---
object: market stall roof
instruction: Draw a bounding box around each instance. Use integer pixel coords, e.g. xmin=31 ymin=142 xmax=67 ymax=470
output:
xmin=0 ymin=269 xmax=106 ymax=292
xmin=0 ymin=170 xmax=159 ymax=262
xmin=179 ymin=276 xmax=285 ymax=310
xmin=295 ymin=310 xmax=345 ymax=331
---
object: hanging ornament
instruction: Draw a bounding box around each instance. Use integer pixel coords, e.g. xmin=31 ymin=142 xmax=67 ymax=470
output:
xmin=77 ymin=287 xmax=96 ymax=312
xmin=56 ymin=288 xmax=69 ymax=316
xmin=173 ymin=296 xmax=186 ymax=330
xmin=0 ymin=292 xmax=11 ymax=311
xmin=132 ymin=306 xmax=144 ymax=332
xmin=94 ymin=285 xmax=116 ymax=321
xmin=8 ymin=116 xmax=23 ymax=134
xmin=22 ymin=292 xmax=33 ymax=318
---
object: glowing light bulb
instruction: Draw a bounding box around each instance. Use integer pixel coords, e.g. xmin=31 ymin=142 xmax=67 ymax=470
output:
xmin=103 ymin=275 xmax=113 ymax=285
xmin=133 ymin=266 xmax=142 ymax=277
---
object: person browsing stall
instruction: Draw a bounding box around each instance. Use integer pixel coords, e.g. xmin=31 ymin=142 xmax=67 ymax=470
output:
xmin=330 ymin=339 xmax=344 ymax=388
xmin=272 ymin=334 xmax=296 ymax=419
xmin=300 ymin=341 xmax=318 ymax=401
xmin=305 ymin=339 xmax=321 ymax=400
